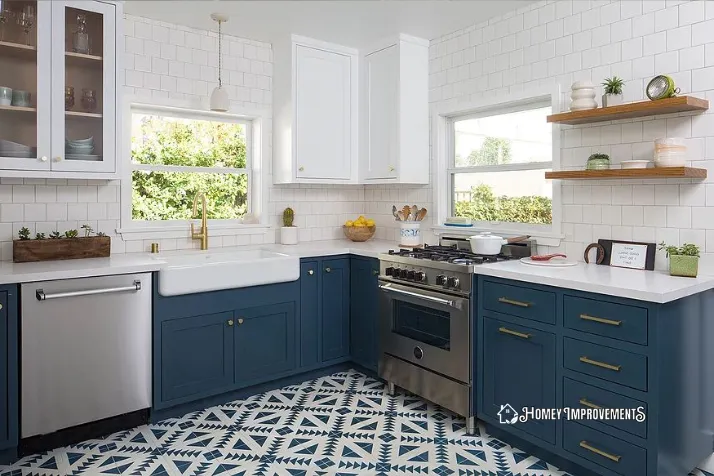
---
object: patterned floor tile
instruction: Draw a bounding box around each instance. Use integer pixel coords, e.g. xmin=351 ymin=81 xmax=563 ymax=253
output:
xmin=0 ymin=369 xmax=607 ymax=475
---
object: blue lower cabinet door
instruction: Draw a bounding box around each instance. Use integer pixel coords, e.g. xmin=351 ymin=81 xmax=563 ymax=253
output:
xmin=0 ymin=291 xmax=8 ymax=446
xmin=482 ymin=317 xmax=556 ymax=444
xmin=300 ymin=261 xmax=319 ymax=367
xmin=161 ymin=312 xmax=235 ymax=402
xmin=321 ymin=258 xmax=350 ymax=362
xmin=234 ymin=303 xmax=297 ymax=384
xmin=350 ymin=258 xmax=379 ymax=371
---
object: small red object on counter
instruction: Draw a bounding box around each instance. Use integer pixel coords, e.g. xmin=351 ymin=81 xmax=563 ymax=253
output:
xmin=530 ymin=253 xmax=567 ymax=261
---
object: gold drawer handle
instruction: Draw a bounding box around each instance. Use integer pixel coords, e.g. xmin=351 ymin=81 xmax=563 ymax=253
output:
xmin=498 ymin=297 xmax=531 ymax=308
xmin=579 ymin=398 xmax=602 ymax=409
xmin=579 ymin=440 xmax=621 ymax=463
xmin=498 ymin=327 xmax=531 ymax=339
xmin=580 ymin=314 xmax=622 ymax=326
xmin=579 ymin=356 xmax=621 ymax=372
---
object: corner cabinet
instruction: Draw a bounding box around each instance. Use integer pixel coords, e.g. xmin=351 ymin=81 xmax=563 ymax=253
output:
xmin=360 ymin=34 xmax=429 ymax=184
xmin=274 ymin=35 xmax=359 ymax=184
xmin=350 ymin=257 xmax=379 ymax=372
xmin=0 ymin=0 xmax=120 ymax=179
xmin=0 ymin=285 xmax=18 ymax=463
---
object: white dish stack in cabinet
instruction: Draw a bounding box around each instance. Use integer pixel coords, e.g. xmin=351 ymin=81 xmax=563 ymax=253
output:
xmin=360 ymin=34 xmax=429 ymax=184
xmin=273 ymin=35 xmax=359 ymax=184
xmin=0 ymin=0 xmax=120 ymax=179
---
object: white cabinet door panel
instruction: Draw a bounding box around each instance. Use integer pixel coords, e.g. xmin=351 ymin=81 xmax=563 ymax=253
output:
xmin=295 ymin=45 xmax=351 ymax=180
xmin=365 ymin=45 xmax=398 ymax=180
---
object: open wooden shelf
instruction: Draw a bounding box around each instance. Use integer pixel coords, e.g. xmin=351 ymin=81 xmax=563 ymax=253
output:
xmin=65 ymin=51 xmax=103 ymax=65
xmin=547 ymin=96 xmax=709 ymax=125
xmin=65 ymin=110 xmax=102 ymax=118
xmin=0 ymin=104 xmax=36 ymax=113
xmin=0 ymin=41 xmax=37 ymax=60
xmin=545 ymin=167 xmax=707 ymax=180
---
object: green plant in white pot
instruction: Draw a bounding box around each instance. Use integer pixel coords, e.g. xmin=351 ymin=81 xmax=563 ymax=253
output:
xmin=658 ymin=242 xmax=700 ymax=278
xmin=602 ymin=76 xmax=624 ymax=107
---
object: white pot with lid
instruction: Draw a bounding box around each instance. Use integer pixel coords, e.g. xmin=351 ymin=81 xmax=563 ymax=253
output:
xmin=469 ymin=232 xmax=530 ymax=255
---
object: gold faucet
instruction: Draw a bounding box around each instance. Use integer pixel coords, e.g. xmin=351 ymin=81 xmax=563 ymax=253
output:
xmin=190 ymin=193 xmax=209 ymax=250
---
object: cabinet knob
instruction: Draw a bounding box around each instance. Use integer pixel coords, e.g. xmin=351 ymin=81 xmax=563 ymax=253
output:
xmin=298 ymin=166 xmax=304 ymax=172
xmin=325 ymin=267 xmax=331 ymax=273
xmin=238 ymin=318 xmax=244 ymax=325
xmin=40 ymin=156 xmax=48 ymax=162
xmin=53 ymin=156 xmax=62 ymax=162
xmin=0 ymin=303 xmax=3 ymax=310
xmin=388 ymin=165 xmax=395 ymax=172
xmin=227 ymin=319 xmax=234 ymax=326
xmin=372 ymin=269 xmax=379 ymax=276
xmin=308 ymin=269 xmax=314 ymax=275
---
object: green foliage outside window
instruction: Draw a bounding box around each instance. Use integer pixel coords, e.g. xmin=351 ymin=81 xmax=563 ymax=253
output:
xmin=454 ymin=184 xmax=552 ymax=225
xmin=131 ymin=116 xmax=248 ymax=221
xmin=456 ymin=136 xmax=513 ymax=167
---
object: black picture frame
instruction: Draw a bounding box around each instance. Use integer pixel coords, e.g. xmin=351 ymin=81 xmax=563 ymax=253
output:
xmin=598 ymin=239 xmax=656 ymax=271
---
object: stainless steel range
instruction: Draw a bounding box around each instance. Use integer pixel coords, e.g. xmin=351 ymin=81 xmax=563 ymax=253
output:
xmin=377 ymin=236 xmax=532 ymax=434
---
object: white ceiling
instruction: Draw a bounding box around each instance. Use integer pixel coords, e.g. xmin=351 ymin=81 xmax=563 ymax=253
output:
xmin=124 ymin=0 xmax=532 ymax=48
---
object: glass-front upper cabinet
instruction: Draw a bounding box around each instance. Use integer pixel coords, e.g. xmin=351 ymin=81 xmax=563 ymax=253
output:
xmin=0 ymin=0 xmax=51 ymax=171
xmin=51 ymin=0 xmax=116 ymax=173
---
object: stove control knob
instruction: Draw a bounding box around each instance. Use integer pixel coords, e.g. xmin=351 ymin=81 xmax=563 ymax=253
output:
xmin=391 ymin=267 xmax=400 ymax=278
xmin=400 ymin=269 xmax=409 ymax=279
xmin=414 ymin=271 xmax=426 ymax=282
xmin=436 ymin=274 xmax=446 ymax=286
xmin=446 ymin=276 xmax=460 ymax=288
xmin=407 ymin=270 xmax=415 ymax=280
xmin=385 ymin=267 xmax=395 ymax=276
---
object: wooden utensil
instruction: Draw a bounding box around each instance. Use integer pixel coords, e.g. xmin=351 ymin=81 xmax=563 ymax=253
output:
xmin=392 ymin=205 xmax=399 ymax=220
xmin=397 ymin=210 xmax=406 ymax=221
xmin=416 ymin=208 xmax=427 ymax=221
xmin=402 ymin=205 xmax=411 ymax=221
xmin=411 ymin=205 xmax=418 ymax=221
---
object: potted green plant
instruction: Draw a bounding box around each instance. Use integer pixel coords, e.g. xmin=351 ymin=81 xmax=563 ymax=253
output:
xmin=659 ymin=242 xmax=700 ymax=277
xmin=602 ymin=76 xmax=624 ymax=107
xmin=13 ymin=225 xmax=110 ymax=263
xmin=586 ymin=153 xmax=611 ymax=170
xmin=280 ymin=207 xmax=298 ymax=245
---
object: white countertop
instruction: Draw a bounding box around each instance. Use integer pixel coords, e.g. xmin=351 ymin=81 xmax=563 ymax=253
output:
xmin=0 ymin=239 xmax=712 ymax=303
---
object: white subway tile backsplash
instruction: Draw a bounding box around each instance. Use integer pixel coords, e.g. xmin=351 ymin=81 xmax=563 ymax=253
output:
xmin=644 ymin=206 xmax=668 ymax=227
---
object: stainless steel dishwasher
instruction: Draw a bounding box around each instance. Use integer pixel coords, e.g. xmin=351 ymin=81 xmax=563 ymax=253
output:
xmin=21 ymin=273 xmax=151 ymax=438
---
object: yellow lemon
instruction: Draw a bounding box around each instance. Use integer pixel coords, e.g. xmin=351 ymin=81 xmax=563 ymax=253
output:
xmin=366 ymin=219 xmax=375 ymax=227
xmin=358 ymin=215 xmax=366 ymax=222
xmin=354 ymin=222 xmax=366 ymax=227
xmin=345 ymin=220 xmax=354 ymax=227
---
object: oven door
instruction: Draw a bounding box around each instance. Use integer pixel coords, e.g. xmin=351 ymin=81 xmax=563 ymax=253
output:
xmin=379 ymin=280 xmax=470 ymax=383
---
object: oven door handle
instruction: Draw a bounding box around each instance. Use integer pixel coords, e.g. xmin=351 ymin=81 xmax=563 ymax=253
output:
xmin=379 ymin=284 xmax=457 ymax=308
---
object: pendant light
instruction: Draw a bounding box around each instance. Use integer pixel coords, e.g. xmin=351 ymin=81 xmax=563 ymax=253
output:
xmin=210 ymin=13 xmax=229 ymax=112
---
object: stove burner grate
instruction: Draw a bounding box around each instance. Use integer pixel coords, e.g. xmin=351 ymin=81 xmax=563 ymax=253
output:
xmin=387 ymin=244 xmax=516 ymax=265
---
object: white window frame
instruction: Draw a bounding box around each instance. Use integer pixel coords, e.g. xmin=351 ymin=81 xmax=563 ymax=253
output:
xmin=118 ymin=100 xmax=270 ymax=240
xmin=432 ymin=85 xmax=562 ymax=246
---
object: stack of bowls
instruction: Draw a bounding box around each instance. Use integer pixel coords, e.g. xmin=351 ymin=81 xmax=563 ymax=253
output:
xmin=0 ymin=139 xmax=34 ymax=158
xmin=655 ymin=137 xmax=686 ymax=167
xmin=65 ymin=137 xmax=95 ymax=159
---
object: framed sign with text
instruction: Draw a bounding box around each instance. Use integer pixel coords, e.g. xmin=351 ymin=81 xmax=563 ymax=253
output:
xmin=598 ymin=239 xmax=656 ymax=271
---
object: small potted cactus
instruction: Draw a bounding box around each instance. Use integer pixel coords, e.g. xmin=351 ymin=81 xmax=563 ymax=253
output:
xmin=280 ymin=207 xmax=298 ymax=245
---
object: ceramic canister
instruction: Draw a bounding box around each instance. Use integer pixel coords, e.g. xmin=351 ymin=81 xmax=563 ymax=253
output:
xmin=399 ymin=222 xmax=421 ymax=247
xmin=570 ymin=80 xmax=597 ymax=111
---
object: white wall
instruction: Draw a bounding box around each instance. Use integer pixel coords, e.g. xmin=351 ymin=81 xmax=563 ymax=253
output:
xmin=0 ymin=14 xmax=364 ymax=260
xmin=426 ymin=0 xmax=714 ymax=275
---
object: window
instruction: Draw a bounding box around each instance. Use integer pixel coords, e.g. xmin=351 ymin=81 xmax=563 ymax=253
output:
xmin=127 ymin=105 xmax=252 ymax=226
xmin=448 ymin=101 xmax=555 ymax=233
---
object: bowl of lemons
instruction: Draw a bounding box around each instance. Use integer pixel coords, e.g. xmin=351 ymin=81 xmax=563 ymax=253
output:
xmin=343 ymin=216 xmax=376 ymax=242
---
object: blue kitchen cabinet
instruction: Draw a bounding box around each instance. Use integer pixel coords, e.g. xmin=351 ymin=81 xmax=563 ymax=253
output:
xmin=321 ymin=258 xmax=350 ymax=361
xmin=160 ymin=312 xmax=235 ymax=403
xmin=300 ymin=260 xmax=319 ymax=367
xmin=350 ymin=257 xmax=379 ymax=371
xmin=0 ymin=285 xmax=17 ymax=461
xmin=234 ymin=302 xmax=297 ymax=384
xmin=482 ymin=316 xmax=556 ymax=444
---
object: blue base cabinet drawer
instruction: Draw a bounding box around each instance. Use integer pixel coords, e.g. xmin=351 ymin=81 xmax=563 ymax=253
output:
xmin=235 ymin=303 xmax=296 ymax=384
xmin=482 ymin=280 xmax=556 ymax=325
xmin=564 ymin=337 xmax=648 ymax=391
xmin=564 ymin=296 xmax=648 ymax=345
xmin=483 ymin=317 xmax=556 ymax=444
xmin=563 ymin=420 xmax=646 ymax=476
xmin=563 ymin=378 xmax=647 ymax=439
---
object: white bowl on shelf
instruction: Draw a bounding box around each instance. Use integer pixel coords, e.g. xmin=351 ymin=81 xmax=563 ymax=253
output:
xmin=621 ymin=160 xmax=651 ymax=169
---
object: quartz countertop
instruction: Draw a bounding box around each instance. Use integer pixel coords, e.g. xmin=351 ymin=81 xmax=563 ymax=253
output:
xmin=0 ymin=239 xmax=712 ymax=303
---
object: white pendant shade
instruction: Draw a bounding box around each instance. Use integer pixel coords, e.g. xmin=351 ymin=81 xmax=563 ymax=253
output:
xmin=210 ymin=85 xmax=229 ymax=112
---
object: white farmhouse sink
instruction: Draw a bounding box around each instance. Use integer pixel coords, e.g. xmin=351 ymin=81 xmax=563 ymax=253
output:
xmin=156 ymin=249 xmax=300 ymax=296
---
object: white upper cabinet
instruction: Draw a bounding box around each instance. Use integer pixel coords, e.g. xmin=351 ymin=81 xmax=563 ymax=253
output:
xmin=274 ymin=35 xmax=359 ymax=184
xmin=0 ymin=0 xmax=120 ymax=178
xmin=361 ymin=34 xmax=429 ymax=184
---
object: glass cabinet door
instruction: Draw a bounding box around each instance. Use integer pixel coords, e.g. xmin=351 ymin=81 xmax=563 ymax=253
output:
xmin=51 ymin=0 xmax=115 ymax=173
xmin=0 ymin=0 xmax=51 ymax=171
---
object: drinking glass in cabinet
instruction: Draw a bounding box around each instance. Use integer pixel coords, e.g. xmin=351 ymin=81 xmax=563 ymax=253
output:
xmin=65 ymin=87 xmax=74 ymax=110
xmin=16 ymin=5 xmax=34 ymax=46
xmin=72 ymin=13 xmax=89 ymax=55
xmin=81 ymin=88 xmax=96 ymax=112
xmin=0 ymin=2 xmax=13 ymax=41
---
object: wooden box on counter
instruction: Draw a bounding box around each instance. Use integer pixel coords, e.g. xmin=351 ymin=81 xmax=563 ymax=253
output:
xmin=13 ymin=237 xmax=110 ymax=263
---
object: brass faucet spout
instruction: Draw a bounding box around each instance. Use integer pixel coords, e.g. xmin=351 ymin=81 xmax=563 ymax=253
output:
xmin=190 ymin=193 xmax=209 ymax=250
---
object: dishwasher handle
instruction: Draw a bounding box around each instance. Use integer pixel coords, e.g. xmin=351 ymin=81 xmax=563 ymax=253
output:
xmin=36 ymin=280 xmax=142 ymax=301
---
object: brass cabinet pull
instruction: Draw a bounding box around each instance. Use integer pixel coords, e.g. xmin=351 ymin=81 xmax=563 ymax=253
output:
xmin=238 ymin=318 xmax=244 ymax=325
xmin=498 ymin=326 xmax=531 ymax=339
xmin=579 ymin=440 xmax=621 ymax=463
xmin=227 ymin=319 xmax=234 ymax=326
xmin=580 ymin=314 xmax=622 ymax=326
xmin=579 ymin=398 xmax=602 ymax=409
xmin=298 ymin=166 xmax=304 ymax=171
xmin=308 ymin=269 xmax=314 ymax=275
xmin=325 ymin=267 xmax=331 ymax=273
xmin=498 ymin=297 xmax=531 ymax=308
xmin=579 ymin=356 xmax=621 ymax=372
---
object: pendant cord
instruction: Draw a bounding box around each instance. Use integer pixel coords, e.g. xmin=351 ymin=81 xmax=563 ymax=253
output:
xmin=218 ymin=20 xmax=223 ymax=88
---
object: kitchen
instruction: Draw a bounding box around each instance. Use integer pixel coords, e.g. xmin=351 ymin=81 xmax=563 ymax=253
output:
xmin=0 ymin=0 xmax=713 ymax=475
